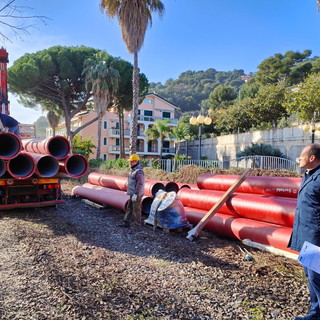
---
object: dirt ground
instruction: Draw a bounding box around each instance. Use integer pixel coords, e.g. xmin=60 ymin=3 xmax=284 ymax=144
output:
xmin=0 ymin=168 xmax=309 ymax=320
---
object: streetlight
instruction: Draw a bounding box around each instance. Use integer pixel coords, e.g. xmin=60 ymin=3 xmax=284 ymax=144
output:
xmin=303 ymin=122 xmax=319 ymax=143
xmin=189 ymin=113 xmax=212 ymax=160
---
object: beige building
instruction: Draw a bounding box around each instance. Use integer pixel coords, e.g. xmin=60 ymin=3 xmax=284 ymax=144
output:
xmin=52 ymin=93 xmax=178 ymax=160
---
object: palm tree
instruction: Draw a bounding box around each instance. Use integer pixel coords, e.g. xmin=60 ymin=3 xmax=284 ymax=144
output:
xmin=47 ymin=110 xmax=60 ymax=137
xmin=100 ymin=0 xmax=165 ymax=154
xmin=145 ymin=119 xmax=173 ymax=159
xmin=83 ymin=51 xmax=120 ymax=159
xmin=173 ymin=124 xmax=189 ymax=158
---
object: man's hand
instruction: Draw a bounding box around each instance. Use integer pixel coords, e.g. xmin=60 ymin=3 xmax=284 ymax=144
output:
xmin=132 ymin=194 xmax=137 ymax=201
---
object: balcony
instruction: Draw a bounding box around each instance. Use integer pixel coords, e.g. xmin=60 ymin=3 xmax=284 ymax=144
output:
xmin=110 ymin=128 xmax=130 ymax=137
xmin=137 ymin=115 xmax=178 ymax=124
xmin=109 ymin=145 xmax=175 ymax=155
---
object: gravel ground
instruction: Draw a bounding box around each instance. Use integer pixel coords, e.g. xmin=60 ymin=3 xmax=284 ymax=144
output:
xmin=0 ymin=180 xmax=310 ymax=320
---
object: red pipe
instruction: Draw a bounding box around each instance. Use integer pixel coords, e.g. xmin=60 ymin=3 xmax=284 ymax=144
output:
xmin=178 ymin=188 xmax=296 ymax=227
xmin=185 ymin=207 xmax=297 ymax=253
xmin=72 ymin=184 xmax=129 ymax=212
xmin=88 ymin=172 xmax=127 ymax=191
xmin=176 ymin=183 xmax=199 ymax=190
xmin=144 ymin=180 xmax=165 ymax=197
xmin=0 ymin=132 xmax=22 ymax=159
xmin=7 ymin=152 xmax=36 ymax=179
xmin=197 ymin=174 xmax=301 ymax=198
xmin=22 ymin=136 xmax=71 ymax=160
xmin=28 ymin=153 xmax=59 ymax=177
xmin=145 ymin=179 xmax=179 ymax=193
xmin=59 ymin=154 xmax=88 ymax=178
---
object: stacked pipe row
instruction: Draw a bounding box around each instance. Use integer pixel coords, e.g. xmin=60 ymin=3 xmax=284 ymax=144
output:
xmin=0 ymin=132 xmax=88 ymax=179
xmin=180 ymin=174 xmax=301 ymax=253
xmin=72 ymin=172 xmax=181 ymax=214
xmin=72 ymin=172 xmax=301 ymax=253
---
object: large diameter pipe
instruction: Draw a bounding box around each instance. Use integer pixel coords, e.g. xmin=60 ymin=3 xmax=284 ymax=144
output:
xmin=178 ymin=188 xmax=296 ymax=227
xmin=185 ymin=207 xmax=297 ymax=253
xmin=144 ymin=180 xmax=165 ymax=197
xmin=197 ymin=174 xmax=301 ymax=198
xmin=7 ymin=152 xmax=36 ymax=179
xmin=145 ymin=179 xmax=179 ymax=193
xmin=72 ymin=184 xmax=129 ymax=212
xmin=59 ymin=154 xmax=88 ymax=178
xmin=88 ymin=172 xmax=128 ymax=191
xmin=22 ymin=136 xmax=71 ymax=160
xmin=176 ymin=183 xmax=200 ymax=190
xmin=28 ymin=153 xmax=59 ymax=177
xmin=0 ymin=132 xmax=22 ymax=159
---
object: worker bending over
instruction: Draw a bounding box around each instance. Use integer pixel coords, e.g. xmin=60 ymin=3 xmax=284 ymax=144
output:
xmin=0 ymin=113 xmax=19 ymax=135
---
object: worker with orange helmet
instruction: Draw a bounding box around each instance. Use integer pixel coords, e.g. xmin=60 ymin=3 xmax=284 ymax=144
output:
xmin=119 ymin=154 xmax=145 ymax=228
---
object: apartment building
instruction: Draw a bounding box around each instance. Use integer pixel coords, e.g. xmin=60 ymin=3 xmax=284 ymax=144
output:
xmin=53 ymin=93 xmax=179 ymax=160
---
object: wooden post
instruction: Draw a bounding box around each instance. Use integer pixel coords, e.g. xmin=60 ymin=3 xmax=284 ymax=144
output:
xmin=186 ymin=168 xmax=252 ymax=241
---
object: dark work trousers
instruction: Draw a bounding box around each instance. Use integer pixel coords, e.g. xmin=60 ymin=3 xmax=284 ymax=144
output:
xmin=123 ymin=195 xmax=143 ymax=226
xmin=304 ymin=266 xmax=320 ymax=317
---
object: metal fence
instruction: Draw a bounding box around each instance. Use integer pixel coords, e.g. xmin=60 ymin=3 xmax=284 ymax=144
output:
xmin=144 ymin=156 xmax=300 ymax=173
xmin=229 ymin=156 xmax=301 ymax=173
xmin=145 ymin=159 xmax=221 ymax=173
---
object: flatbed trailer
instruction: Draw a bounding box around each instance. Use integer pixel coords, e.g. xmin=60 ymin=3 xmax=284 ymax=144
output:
xmin=0 ymin=177 xmax=64 ymax=210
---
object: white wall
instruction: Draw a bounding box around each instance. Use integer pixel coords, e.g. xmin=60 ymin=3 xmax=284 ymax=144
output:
xmin=180 ymin=124 xmax=320 ymax=162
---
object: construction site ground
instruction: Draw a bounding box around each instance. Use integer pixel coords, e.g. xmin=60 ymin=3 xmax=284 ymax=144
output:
xmin=0 ymin=167 xmax=309 ymax=320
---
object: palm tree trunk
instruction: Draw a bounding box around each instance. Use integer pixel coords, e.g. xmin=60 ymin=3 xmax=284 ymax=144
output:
xmin=130 ymin=51 xmax=140 ymax=154
xmin=119 ymin=107 xmax=125 ymax=158
xmin=96 ymin=117 xmax=102 ymax=159
xmin=160 ymin=138 xmax=163 ymax=159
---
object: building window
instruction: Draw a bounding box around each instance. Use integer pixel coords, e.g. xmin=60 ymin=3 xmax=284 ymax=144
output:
xmin=144 ymin=98 xmax=153 ymax=104
xmin=103 ymin=137 xmax=107 ymax=145
xmin=116 ymin=138 xmax=120 ymax=146
xmin=144 ymin=110 xmax=153 ymax=117
xmin=103 ymin=121 xmax=108 ymax=129
xmin=103 ymin=154 xmax=107 ymax=161
xmin=162 ymin=111 xmax=171 ymax=119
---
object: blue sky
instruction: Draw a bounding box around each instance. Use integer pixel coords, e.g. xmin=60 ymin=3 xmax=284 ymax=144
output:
xmin=3 ymin=0 xmax=320 ymax=123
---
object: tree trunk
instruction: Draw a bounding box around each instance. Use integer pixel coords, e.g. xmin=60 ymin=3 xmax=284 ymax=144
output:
xmin=96 ymin=117 xmax=102 ymax=159
xmin=130 ymin=51 xmax=140 ymax=154
xmin=160 ymin=138 xmax=163 ymax=159
xmin=119 ymin=107 xmax=125 ymax=159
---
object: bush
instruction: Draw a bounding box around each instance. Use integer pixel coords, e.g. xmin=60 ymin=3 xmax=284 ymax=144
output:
xmin=237 ymin=143 xmax=286 ymax=158
xmin=89 ymin=158 xmax=105 ymax=168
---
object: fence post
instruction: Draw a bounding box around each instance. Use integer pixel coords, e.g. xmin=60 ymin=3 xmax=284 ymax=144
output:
xmin=166 ymin=159 xmax=172 ymax=173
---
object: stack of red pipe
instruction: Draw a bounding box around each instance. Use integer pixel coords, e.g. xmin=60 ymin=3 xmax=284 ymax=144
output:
xmin=180 ymin=174 xmax=301 ymax=253
xmin=72 ymin=172 xmax=167 ymax=213
xmin=0 ymin=133 xmax=88 ymax=179
xmin=72 ymin=172 xmax=300 ymax=254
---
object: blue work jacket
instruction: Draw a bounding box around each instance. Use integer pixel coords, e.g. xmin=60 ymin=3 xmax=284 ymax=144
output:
xmin=290 ymin=166 xmax=320 ymax=252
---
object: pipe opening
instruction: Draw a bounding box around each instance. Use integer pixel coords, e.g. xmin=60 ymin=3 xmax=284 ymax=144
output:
xmin=142 ymin=197 xmax=153 ymax=214
xmin=48 ymin=137 xmax=71 ymax=158
xmin=150 ymin=182 xmax=165 ymax=197
xmin=66 ymin=155 xmax=88 ymax=177
xmin=0 ymin=134 xmax=21 ymax=158
xmin=37 ymin=156 xmax=59 ymax=177
xmin=8 ymin=154 xmax=35 ymax=178
xmin=165 ymin=182 xmax=179 ymax=193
